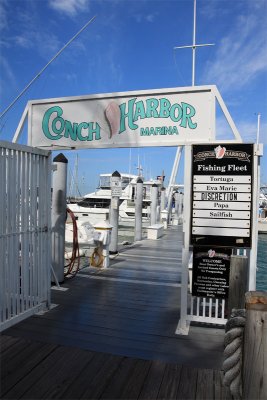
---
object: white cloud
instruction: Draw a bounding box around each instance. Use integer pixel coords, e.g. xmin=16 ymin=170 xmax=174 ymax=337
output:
xmin=0 ymin=56 xmax=17 ymax=99
xmin=48 ymin=0 xmax=90 ymax=17
xmin=238 ymin=119 xmax=267 ymax=145
xmin=133 ymin=12 xmax=158 ymax=24
xmin=202 ymin=4 xmax=267 ymax=93
xmin=0 ymin=0 xmax=8 ymax=31
xmin=12 ymin=29 xmax=61 ymax=59
xmin=14 ymin=35 xmax=33 ymax=49
xmin=216 ymin=115 xmax=267 ymax=145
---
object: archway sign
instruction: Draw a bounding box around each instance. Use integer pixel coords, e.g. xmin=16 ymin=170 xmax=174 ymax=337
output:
xmin=20 ymin=84 xmax=262 ymax=335
xmin=25 ymin=85 xmax=238 ymax=149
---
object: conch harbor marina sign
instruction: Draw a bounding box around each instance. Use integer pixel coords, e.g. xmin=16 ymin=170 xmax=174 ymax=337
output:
xmin=28 ymin=86 xmax=217 ymax=149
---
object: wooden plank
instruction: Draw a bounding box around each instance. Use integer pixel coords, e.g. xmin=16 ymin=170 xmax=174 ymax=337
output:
xmin=1 ymin=338 xmax=223 ymax=400
xmin=138 ymin=360 xmax=166 ymax=400
xmin=176 ymin=365 xmax=198 ymax=399
xmin=1 ymin=341 xmax=58 ymax=396
xmin=0 ymin=335 xmax=21 ymax=353
xmin=3 ymin=345 xmax=78 ymax=399
xmin=118 ymin=358 xmax=151 ymax=399
xmin=214 ymin=370 xmax=232 ymax=400
xmin=61 ymin=353 xmax=123 ymax=399
xmin=32 ymin=348 xmax=95 ymax=399
xmin=195 ymin=369 xmax=214 ymax=400
xmin=157 ymin=363 xmax=182 ymax=399
xmin=3 ymin=225 xmax=225 ymax=371
xmin=5 ymin=317 xmax=224 ymax=369
xmin=100 ymin=357 xmax=139 ymax=399
xmin=1 ymin=338 xmax=39 ymax=371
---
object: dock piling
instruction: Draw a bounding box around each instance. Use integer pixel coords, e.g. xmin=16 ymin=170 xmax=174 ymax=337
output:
xmin=51 ymin=153 xmax=68 ymax=283
xmin=228 ymin=255 xmax=248 ymax=314
xmin=243 ymin=291 xmax=267 ymax=399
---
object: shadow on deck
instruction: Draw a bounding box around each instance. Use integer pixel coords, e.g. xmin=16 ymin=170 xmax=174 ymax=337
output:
xmin=1 ymin=225 xmax=231 ymax=399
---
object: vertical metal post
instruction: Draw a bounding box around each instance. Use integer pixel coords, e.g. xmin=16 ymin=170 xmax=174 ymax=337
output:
xmin=51 ymin=153 xmax=68 ymax=283
xmin=160 ymin=187 xmax=166 ymax=211
xmin=166 ymin=146 xmax=183 ymax=223
xmin=178 ymin=192 xmax=183 ymax=220
xmin=135 ymin=177 xmax=143 ymax=241
xmin=176 ymin=145 xmax=192 ymax=334
xmin=109 ymin=171 xmax=121 ymax=254
xmin=175 ymin=192 xmax=179 ymax=218
xmin=192 ymin=0 xmax=197 ymax=86
xmin=249 ymin=145 xmax=262 ymax=290
xmin=150 ymin=184 xmax=158 ymax=225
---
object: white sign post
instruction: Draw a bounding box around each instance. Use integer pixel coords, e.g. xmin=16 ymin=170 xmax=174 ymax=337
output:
xmin=176 ymin=143 xmax=262 ymax=335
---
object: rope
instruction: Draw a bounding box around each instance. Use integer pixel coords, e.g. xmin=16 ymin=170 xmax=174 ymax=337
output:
xmin=64 ymin=207 xmax=80 ymax=277
xmin=90 ymin=247 xmax=104 ymax=268
xmin=223 ymin=309 xmax=246 ymax=400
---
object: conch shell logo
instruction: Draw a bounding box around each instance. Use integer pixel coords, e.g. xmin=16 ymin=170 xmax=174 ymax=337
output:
xmin=214 ymin=145 xmax=226 ymax=159
xmin=105 ymin=102 xmax=121 ymax=138
xmin=208 ymin=249 xmax=215 ymax=258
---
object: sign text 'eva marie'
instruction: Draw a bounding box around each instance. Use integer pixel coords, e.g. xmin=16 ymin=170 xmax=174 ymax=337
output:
xmin=28 ymin=87 xmax=215 ymax=149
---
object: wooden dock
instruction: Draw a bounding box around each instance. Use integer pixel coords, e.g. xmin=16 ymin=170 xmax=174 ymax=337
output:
xmin=1 ymin=225 xmax=231 ymax=399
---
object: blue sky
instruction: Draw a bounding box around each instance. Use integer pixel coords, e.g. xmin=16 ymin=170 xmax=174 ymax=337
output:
xmin=0 ymin=0 xmax=266 ymax=194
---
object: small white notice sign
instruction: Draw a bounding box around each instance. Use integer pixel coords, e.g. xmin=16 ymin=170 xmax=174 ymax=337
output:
xmin=111 ymin=176 xmax=122 ymax=197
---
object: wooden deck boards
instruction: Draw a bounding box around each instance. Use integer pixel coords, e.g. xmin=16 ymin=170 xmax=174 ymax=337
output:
xmin=0 ymin=335 xmax=231 ymax=399
xmin=1 ymin=225 xmax=231 ymax=399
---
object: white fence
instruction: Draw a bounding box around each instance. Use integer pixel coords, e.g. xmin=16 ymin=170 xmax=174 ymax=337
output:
xmin=0 ymin=141 xmax=51 ymax=331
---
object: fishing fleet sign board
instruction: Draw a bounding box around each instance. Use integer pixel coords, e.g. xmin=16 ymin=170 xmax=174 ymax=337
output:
xmin=27 ymin=86 xmax=215 ymax=149
xmin=191 ymin=143 xmax=253 ymax=248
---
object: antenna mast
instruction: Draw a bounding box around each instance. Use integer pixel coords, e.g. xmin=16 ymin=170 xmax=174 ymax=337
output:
xmin=173 ymin=0 xmax=214 ymax=86
xmin=0 ymin=15 xmax=97 ymax=119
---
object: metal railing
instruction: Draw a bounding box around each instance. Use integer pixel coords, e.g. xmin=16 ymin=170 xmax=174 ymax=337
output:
xmin=0 ymin=141 xmax=51 ymax=331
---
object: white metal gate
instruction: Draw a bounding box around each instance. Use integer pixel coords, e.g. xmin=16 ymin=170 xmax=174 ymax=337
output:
xmin=0 ymin=141 xmax=51 ymax=331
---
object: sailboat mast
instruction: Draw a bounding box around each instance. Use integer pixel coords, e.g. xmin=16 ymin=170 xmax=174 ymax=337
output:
xmin=192 ymin=0 xmax=197 ymax=86
xmin=168 ymin=0 xmax=215 ymax=201
xmin=256 ymin=113 xmax=261 ymax=146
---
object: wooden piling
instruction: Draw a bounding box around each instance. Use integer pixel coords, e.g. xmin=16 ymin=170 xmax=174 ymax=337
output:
xmin=243 ymin=291 xmax=267 ymax=400
xmin=228 ymin=255 xmax=248 ymax=313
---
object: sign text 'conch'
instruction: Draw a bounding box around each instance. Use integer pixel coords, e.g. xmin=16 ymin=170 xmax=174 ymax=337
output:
xmin=28 ymin=87 xmax=215 ymax=149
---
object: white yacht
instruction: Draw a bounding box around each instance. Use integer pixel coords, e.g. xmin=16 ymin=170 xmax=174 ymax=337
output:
xmin=67 ymin=172 xmax=164 ymax=225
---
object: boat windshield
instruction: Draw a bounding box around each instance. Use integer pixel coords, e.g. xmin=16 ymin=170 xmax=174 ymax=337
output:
xmin=99 ymin=176 xmax=111 ymax=190
xmin=98 ymin=176 xmax=132 ymax=190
